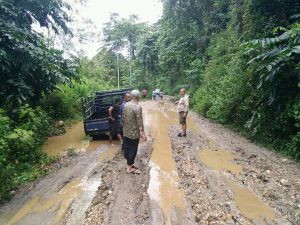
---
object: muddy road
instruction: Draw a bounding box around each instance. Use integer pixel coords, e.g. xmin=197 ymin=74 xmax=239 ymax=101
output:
xmin=0 ymin=100 xmax=300 ymax=225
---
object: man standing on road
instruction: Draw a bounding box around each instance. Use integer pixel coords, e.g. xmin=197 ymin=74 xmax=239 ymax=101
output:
xmin=142 ymin=89 xmax=148 ymax=98
xmin=122 ymin=90 xmax=147 ymax=174
xmin=108 ymin=98 xmax=123 ymax=144
xmin=175 ymin=88 xmax=189 ymax=137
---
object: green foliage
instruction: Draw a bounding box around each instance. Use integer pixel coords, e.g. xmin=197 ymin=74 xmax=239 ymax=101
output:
xmin=245 ymin=22 xmax=300 ymax=92
xmin=0 ymin=55 xmax=113 ymax=202
xmin=191 ymin=5 xmax=300 ymax=159
xmin=40 ymin=78 xmax=111 ymax=120
xmin=0 ymin=106 xmax=51 ymax=202
xmin=103 ymin=14 xmax=146 ymax=58
xmin=1 ymin=0 xmax=300 ymax=204
xmin=192 ymin=32 xmax=249 ymax=123
xmin=0 ymin=110 xmax=13 ymax=201
xmin=80 ymin=49 xmax=130 ymax=87
xmin=0 ymin=0 xmax=78 ymax=108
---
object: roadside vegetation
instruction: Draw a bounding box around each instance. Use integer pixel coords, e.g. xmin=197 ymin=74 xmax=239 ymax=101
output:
xmin=0 ymin=0 xmax=111 ymax=202
xmin=131 ymin=1 xmax=300 ymax=161
xmin=1 ymin=0 xmax=299 ymax=203
xmin=103 ymin=1 xmax=300 ymax=161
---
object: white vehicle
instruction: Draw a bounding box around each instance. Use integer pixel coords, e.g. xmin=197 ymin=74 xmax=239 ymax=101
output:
xmin=152 ymin=89 xmax=160 ymax=101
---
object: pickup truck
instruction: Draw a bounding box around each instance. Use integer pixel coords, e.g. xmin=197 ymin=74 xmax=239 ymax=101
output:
xmin=82 ymin=89 xmax=131 ymax=137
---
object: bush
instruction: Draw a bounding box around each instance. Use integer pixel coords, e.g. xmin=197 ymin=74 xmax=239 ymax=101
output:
xmin=7 ymin=105 xmax=50 ymax=164
xmin=192 ymin=29 xmax=300 ymax=160
xmin=40 ymin=78 xmax=112 ymax=120
xmin=0 ymin=110 xmax=13 ymax=201
xmin=0 ymin=106 xmax=51 ymax=202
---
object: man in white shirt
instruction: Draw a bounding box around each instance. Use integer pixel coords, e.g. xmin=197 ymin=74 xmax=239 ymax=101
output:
xmin=175 ymin=88 xmax=189 ymax=137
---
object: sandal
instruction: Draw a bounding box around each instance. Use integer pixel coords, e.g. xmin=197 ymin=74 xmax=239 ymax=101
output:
xmin=124 ymin=165 xmax=139 ymax=171
xmin=132 ymin=164 xmax=139 ymax=170
xmin=178 ymin=133 xmax=187 ymax=137
xmin=127 ymin=168 xmax=141 ymax=174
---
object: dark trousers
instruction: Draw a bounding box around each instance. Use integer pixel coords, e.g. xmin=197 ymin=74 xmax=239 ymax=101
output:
xmin=122 ymin=136 xmax=139 ymax=165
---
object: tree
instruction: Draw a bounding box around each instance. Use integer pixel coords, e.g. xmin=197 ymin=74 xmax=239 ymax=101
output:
xmin=246 ymin=21 xmax=300 ymax=88
xmin=0 ymin=0 xmax=78 ymax=108
xmin=102 ymin=14 xmax=146 ymax=87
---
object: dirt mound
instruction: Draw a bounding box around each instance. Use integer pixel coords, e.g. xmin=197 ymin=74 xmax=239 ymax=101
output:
xmin=83 ymin=140 xmax=153 ymax=225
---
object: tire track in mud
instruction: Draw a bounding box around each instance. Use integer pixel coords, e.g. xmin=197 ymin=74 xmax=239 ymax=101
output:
xmin=2 ymin=100 xmax=300 ymax=225
xmin=83 ymin=141 xmax=153 ymax=225
xmin=169 ymin=119 xmax=300 ymax=225
xmin=192 ymin=111 xmax=300 ymax=225
xmin=170 ymin=130 xmax=249 ymax=225
xmin=86 ymin=102 xmax=300 ymax=225
xmin=0 ymin=148 xmax=109 ymax=225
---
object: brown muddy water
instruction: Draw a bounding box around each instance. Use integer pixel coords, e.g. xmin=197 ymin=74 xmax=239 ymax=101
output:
xmin=7 ymin=179 xmax=82 ymax=225
xmin=1 ymin=102 xmax=279 ymax=225
xmin=228 ymin=182 xmax=275 ymax=225
xmin=161 ymin=101 xmax=276 ymax=224
xmin=43 ymin=122 xmax=88 ymax=156
xmin=4 ymin=177 xmax=102 ymax=225
xmin=145 ymin=101 xmax=276 ymax=225
xmin=197 ymin=142 xmax=276 ymax=224
xmin=198 ymin=148 xmax=242 ymax=175
xmin=1 ymin=122 xmax=119 ymax=225
xmin=144 ymin=102 xmax=187 ymax=225
xmin=43 ymin=121 xmax=115 ymax=157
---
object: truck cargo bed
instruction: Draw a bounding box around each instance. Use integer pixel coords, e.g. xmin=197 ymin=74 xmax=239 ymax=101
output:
xmin=82 ymin=89 xmax=131 ymax=137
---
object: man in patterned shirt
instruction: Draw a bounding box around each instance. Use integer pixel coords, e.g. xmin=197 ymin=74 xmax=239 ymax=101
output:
xmin=122 ymin=90 xmax=147 ymax=174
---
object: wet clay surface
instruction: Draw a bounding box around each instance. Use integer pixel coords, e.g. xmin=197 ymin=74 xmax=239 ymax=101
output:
xmin=198 ymin=148 xmax=275 ymax=224
xmin=143 ymin=102 xmax=193 ymax=225
xmin=83 ymin=101 xmax=192 ymax=225
xmin=0 ymin=131 xmax=118 ymax=225
xmin=198 ymin=149 xmax=242 ymax=175
xmin=83 ymin=140 xmax=153 ymax=225
xmin=228 ymin=181 xmax=275 ymax=224
xmin=167 ymin=95 xmax=300 ymax=225
xmin=1 ymin=99 xmax=300 ymax=225
xmin=43 ymin=122 xmax=110 ymax=156
xmin=170 ymin=129 xmax=293 ymax=225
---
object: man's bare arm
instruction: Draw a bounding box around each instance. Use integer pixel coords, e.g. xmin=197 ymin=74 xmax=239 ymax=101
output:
xmin=137 ymin=107 xmax=147 ymax=141
xmin=108 ymin=107 xmax=115 ymax=121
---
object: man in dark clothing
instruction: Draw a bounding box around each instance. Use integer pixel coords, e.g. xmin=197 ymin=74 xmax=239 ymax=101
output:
xmin=108 ymin=98 xmax=123 ymax=144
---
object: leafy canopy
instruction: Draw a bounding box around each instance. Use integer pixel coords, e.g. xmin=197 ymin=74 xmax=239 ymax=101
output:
xmin=0 ymin=0 xmax=78 ymax=108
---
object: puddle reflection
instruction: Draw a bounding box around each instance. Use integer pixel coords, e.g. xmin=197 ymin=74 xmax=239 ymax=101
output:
xmin=144 ymin=102 xmax=186 ymax=225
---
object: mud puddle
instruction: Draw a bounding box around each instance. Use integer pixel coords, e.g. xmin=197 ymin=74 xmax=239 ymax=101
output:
xmin=43 ymin=122 xmax=111 ymax=156
xmin=197 ymin=143 xmax=276 ymax=224
xmin=1 ymin=121 xmax=119 ymax=225
xmin=159 ymin=99 xmax=278 ymax=224
xmin=228 ymin=181 xmax=275 ymax=225
xmin=198 ymin=148 xmax=242 ymax=175
xmin=99 ymin=144 xmax=120 ymax=161
xmin=5 ymin=176 xmax=102 ymax=225
xmin=143 ymin=102 xmax=189 ymax=225
xmin=7 ymin=179 xmax=82 ymax=225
